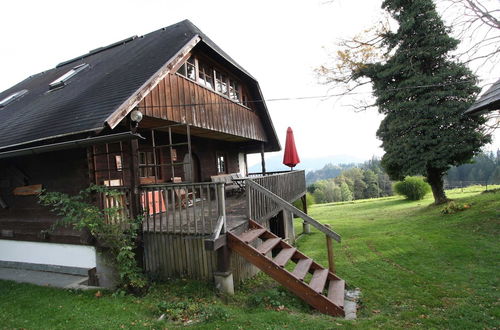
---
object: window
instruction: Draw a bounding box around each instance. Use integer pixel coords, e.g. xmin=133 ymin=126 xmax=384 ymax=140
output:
xmin=0 ymin=89 xmax=28 ymax=108
xmin=198 ymin=63 xmax=214 ymax=89
xmin=215 ymin=70 xmax=228 ymax=95
xmin=49 ymin=63 xmax=89 ymax=90
xmin=216 ymin=152 xmax=226 ymax=174
xmin=177 ymin=56 xmax=196 ymax=81
xmin=229 ymin=79 xmax=240 ymax=101
xmin=139 ymin=151 xmax=155 ymax=178
xmin=177 ymin=55 xmax=248 ymax=105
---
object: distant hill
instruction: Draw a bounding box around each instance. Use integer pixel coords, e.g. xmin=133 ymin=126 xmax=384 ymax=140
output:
xmin=248 ymin=154 xmax=363 ymax=173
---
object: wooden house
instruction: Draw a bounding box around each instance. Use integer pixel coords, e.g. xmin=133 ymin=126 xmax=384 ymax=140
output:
xmin=0 ymin=20 xmax=346 ymax=316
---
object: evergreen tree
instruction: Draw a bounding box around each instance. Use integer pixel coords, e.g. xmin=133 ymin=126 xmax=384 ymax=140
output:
xmin=355 ymin=0 xmax=490 ymax=204
xmin=364 ymin=169 xmax=381 ymax=198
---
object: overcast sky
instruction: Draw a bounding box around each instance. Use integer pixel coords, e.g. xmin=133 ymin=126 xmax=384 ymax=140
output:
xmin=1 ymin=0 xmax=498 ymax=168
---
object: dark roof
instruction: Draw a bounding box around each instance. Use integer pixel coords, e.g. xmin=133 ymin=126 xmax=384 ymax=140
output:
xmin=0 ymin=20 xmax=280 ymax=152
xmin=466 ymin=79 xmax=500 ymax=114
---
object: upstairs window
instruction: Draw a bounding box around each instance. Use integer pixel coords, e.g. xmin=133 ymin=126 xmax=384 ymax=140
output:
xmin=215 ymin=71 xmax=228 ymax=95
xmin=0 ymin=89 xmax=28 ymax=108
xmin=177 ymin=56 xmax=196 ymax=81
xmin=49 ymin=63 xmax=89 ymax=90
xmin=198 ymin=63 xmax=214 ymax=89
xmin=229 ymin=79 xmax=240 ymax=102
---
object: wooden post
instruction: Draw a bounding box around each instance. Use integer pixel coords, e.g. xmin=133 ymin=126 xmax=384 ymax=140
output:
xmin=325 ymin=224 xmax=335 ymax=274
xmin=301 ymin=194 xmax=310 ymax=234
xmin=129 ymin=139 xmax=144 ymax=269
xmin=260 ymin=143 xmax=266 ymax=174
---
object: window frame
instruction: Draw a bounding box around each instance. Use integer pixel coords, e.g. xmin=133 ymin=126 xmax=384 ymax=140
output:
xmin=49 ymin=63 xmax=89 ymax=90
xmin=216 ymin=152 xmax=227 ymax=174
xmin=176 ymin=53 xmax=252 ymax=110
xmin=0 ymin=89 xmax=28 ymax=108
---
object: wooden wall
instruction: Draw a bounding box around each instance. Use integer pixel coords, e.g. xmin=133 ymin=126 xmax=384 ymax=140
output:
xmin=143 ymin=232 xmax=259 ymax=283
xmin=139 ymin=74 xmax=267 ymax=142
xmin=0 ymin=149 xmax=91 ymax=244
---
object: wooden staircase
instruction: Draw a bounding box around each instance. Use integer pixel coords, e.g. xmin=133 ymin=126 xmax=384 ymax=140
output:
xmin=227 ymin=219 xmax=346 ymax=317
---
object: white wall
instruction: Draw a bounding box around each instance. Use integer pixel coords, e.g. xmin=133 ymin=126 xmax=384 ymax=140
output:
xmin=0 ymin=240 xmax=96 ymax=268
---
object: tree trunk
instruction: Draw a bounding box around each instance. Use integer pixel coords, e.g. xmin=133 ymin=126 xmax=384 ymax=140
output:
xmin=426 ymin=167 xmax=448 ymax=205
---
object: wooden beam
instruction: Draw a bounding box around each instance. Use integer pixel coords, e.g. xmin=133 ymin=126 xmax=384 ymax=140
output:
xmin=105 ymin=35 xmax=201 ymax=129
xmin=260 ymin=143 xmax=266 ymax=174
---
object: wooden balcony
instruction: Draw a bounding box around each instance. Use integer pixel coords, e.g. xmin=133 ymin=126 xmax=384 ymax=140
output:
xmin=135 ymin=170 xmax=307 ymax=236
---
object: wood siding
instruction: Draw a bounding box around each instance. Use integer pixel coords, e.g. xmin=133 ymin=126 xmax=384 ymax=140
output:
xmin=139 ymin=74 xmax=267 ymax=142
xmin=0 ymin=149 xmax=91 ymax=244
xmin=144 ymin=232 xmax=259 ymax=283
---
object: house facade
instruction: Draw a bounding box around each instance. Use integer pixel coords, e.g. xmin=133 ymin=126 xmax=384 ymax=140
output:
xmin=0 ymin=20 xmax=346 ymax=316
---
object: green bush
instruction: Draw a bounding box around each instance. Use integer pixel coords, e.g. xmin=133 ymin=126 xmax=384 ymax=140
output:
xmin=39 ymin=185 xmax=147 ymax=293
xmin=393 ymin=176 xmax=431 ymax=200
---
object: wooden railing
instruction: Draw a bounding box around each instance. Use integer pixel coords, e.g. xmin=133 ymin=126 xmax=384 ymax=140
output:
xmin=247 ymin=170 xmax=306 ymax=223
xmin=246 ymin=179 xmax=341 ymax=242
xmin=139 ymin=182 xmax=225 ymax=235
xmin=100 ymin=186 xmax=132 ymax=226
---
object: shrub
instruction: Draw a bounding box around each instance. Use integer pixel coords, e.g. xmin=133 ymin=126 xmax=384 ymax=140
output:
xmin=393 ymin=176 xmax=431 ymax=200
xmin=39 ymin=185 xmax=147 ymax=293
xmin=441 ymin=201 xmax=471 ymax=214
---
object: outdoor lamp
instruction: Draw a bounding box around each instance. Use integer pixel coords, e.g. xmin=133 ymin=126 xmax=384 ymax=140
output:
xmin=130 ymin=109 xmax=143 ymax=123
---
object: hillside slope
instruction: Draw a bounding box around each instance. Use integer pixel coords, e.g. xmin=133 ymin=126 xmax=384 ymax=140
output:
xmin=0 ymin=188 xmax=498 ymax=329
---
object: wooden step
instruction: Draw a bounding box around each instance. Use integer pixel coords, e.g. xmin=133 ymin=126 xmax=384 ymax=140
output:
xmin=309 ymin=268 xmax=329 ymax=293
xmin=239 ymin=228 xmax=266 ymax=243
xmin=327 ymin=279 xmax=345 ymax=308
xmin=274 ymin=247 xmax=297 ymax=267
xmin=257 ymin=237 xmax=281 ymax=255
xmin=292 ymin=258 xmax=313 ymax=281
xmin=228 ymin=226 xmax=346 ymax=317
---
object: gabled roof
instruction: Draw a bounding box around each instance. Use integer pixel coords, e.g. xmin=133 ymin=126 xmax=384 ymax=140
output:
xmin=0 ymin=20 xmax=280 ymax=152
xmin=466 ymin=79 xmax=500 ymax=114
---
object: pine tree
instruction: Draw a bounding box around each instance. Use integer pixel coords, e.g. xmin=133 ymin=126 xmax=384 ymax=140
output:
xmin=356 ymin=0 xmax=490 ymax=204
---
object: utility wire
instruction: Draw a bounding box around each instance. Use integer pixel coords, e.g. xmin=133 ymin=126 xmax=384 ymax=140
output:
xmin=136 ymin=76 xmax=499 ymax=109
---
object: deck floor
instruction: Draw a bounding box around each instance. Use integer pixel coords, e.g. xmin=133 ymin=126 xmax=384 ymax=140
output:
xmin=142 ymin=192 xmax=248 ymax=235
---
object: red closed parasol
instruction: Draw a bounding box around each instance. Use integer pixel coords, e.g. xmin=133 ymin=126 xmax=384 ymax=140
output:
xmin=283 ymin=127 xmax=300 ymax=169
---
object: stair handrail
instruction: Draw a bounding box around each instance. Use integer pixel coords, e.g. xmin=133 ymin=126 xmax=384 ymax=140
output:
xmin=204 ymin=183 xmax=227 ymax=251
xmin=245 ymin=179 xmax=341 ymax=242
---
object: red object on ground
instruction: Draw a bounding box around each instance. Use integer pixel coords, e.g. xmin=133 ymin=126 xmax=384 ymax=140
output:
xmin=283 ymin=127 xmax=300 ymax=168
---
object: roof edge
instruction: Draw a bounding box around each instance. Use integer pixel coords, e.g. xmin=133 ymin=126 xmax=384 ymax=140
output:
xmin=105 ymin=34 xmax=201 ymax=129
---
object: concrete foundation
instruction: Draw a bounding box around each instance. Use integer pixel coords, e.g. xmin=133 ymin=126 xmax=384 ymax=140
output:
xmin=95 ymin=249 xmax=120 ymax=289
xmin=302 ymin=222 xmax=311 ymax=234
xmin=213 ymin=271 xmax=234 ymax=295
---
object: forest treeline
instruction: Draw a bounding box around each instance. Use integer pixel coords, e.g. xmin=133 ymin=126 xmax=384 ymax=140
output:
xmin=307 ymin=158 xmax=392 ymax=203
xmin=306 ymin=151 xmax=500 ymax=204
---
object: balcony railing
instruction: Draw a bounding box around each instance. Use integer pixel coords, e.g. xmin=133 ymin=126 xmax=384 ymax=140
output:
xmin=139 ymin=182 xmax=225 ymax=235
xmin=246 ymin=170 xmax=306 ymax=223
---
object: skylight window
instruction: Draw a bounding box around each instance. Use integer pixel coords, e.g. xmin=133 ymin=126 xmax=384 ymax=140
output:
xmin=49 ymin=63 xmax=89 ymax=90
xmin=0 ymin=89 xmax=28 ymax=108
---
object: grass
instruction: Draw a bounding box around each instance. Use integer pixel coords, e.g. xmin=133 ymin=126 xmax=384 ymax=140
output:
xmin=1 ymin=187 xmax=498 ymax=329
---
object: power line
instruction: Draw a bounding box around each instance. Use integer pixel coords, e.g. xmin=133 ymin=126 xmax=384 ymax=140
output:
xmin=136 ymin=76 xmax=499 ymax=109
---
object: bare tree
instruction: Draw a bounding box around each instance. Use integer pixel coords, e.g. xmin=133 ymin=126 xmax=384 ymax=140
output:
xmin=437 ymin=0 xmax=499 ymax=68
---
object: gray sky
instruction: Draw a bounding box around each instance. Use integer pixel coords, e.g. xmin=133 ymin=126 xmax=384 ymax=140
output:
xmin=1 ymin=0 xmax=498 ymax=167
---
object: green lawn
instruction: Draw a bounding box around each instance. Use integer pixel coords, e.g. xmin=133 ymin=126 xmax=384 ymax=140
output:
xmin=1 ymin=187 xmax=498 ymax=329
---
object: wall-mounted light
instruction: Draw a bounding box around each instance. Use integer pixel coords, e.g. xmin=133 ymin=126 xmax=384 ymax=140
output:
xmin=130 ymin=109 xmax=143 ymax=123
